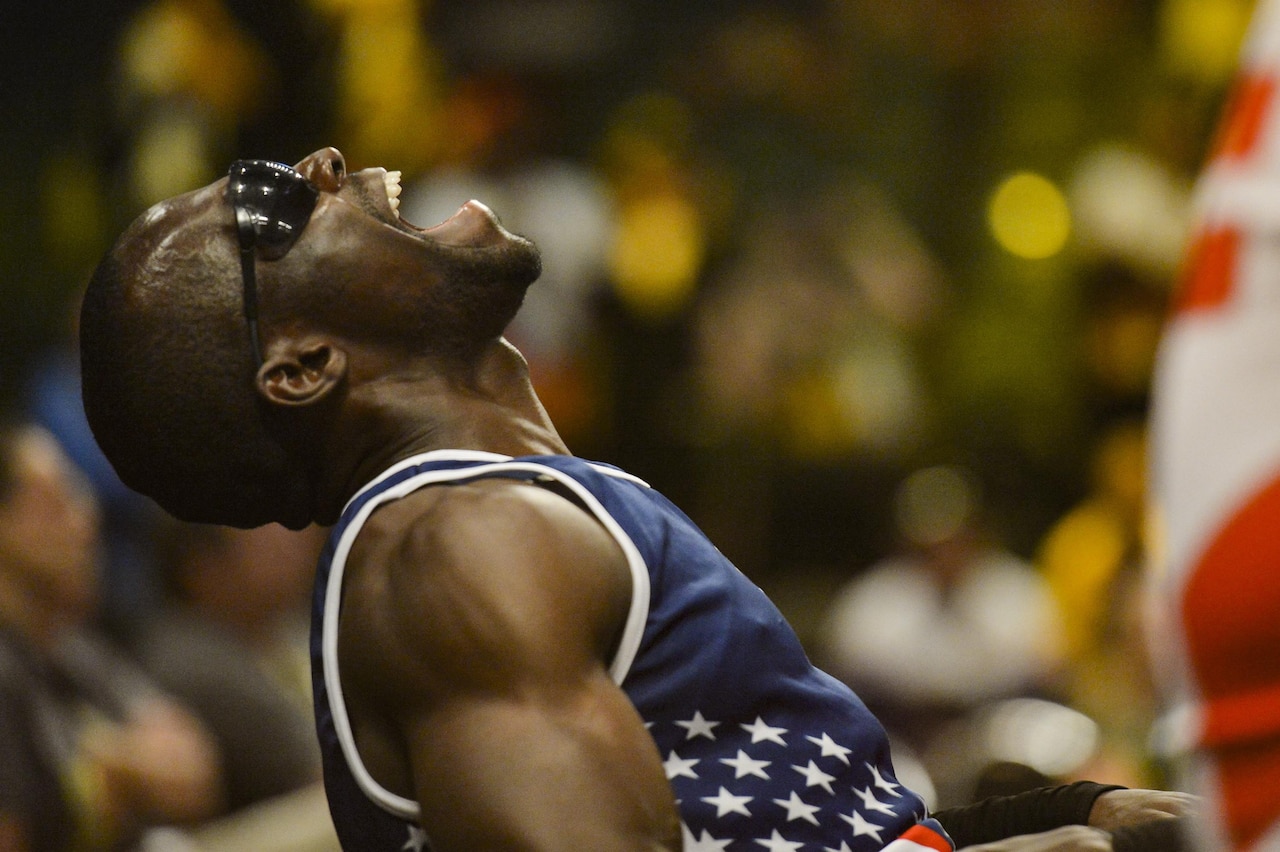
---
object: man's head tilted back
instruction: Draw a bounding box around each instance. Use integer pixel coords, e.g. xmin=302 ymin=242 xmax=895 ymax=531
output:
xmin=80 ymin=147 xmax=541 ymax=529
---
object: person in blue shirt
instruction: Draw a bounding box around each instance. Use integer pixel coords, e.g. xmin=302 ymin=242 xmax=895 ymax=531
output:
xmin=79 ymin=147 xmax=1192 ymax=851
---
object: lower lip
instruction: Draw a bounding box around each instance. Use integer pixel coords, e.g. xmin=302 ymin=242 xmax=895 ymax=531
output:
xmin=421 ymin=200 xmax=502 ymax=247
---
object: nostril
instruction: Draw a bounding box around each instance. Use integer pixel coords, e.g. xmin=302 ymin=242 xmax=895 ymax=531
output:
xmin=331 ymin=158 xmax=344 ymax=179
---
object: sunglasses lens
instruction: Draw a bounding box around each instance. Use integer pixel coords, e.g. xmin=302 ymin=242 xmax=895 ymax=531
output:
xmin=228 ymin=161 xmax=320 ymax=253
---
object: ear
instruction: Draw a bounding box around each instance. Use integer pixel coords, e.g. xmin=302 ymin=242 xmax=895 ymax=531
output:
xmin=255 ymin=337 xmax=348 ymax=408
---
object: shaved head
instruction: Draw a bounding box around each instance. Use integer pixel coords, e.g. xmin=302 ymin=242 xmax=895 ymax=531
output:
xmin=80 ymin=189 xmax=313 ymax=528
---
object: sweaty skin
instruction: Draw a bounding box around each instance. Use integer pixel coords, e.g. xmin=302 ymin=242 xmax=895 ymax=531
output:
xmin=339 ymin=479 xmax=678 ymax=850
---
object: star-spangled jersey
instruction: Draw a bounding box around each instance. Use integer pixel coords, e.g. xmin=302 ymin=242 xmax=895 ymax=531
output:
xmin=311 ymin=450 xmax=953 ymax=852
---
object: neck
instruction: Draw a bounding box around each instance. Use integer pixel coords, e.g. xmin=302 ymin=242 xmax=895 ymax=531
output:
xmin=315 ymin=338 xmax=568 ymax=522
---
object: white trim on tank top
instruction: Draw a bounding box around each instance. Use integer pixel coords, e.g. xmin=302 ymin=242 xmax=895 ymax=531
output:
xmin=322 ymin=450 xmax=652 ymax=820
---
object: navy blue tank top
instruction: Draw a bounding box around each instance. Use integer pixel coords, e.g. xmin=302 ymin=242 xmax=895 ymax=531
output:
xmin=311 ymin=451 xmax=952 ymax=851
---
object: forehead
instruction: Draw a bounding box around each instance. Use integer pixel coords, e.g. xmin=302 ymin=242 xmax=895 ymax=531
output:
xmin=134 ymin=179 xmax=230 ymax=246
xmin=118 ymin=180 xmax=237 ymax=294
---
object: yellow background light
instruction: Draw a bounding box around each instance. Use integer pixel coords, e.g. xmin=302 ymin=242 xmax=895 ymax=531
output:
xmin=609 ymin=191 xmax=704 ymax=321
xmin=1159 ymin=0 xmax=1254 ymax=84
xmin=988 ymin=171 xmax=1072 ymax=260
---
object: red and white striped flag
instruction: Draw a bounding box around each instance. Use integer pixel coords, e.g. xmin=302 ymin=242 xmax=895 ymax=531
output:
xmin=1149 ymin=1 xmax=1280 ymax=848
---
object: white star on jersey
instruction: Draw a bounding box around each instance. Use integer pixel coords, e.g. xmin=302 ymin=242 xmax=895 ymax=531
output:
xmin=654 ymin=710 xmax=927 ymax=850
xmin=806 ymin=733 xmax=853 ymax=765
xmin=839 ymin=809 xmax=885 ymax=842
xmin=773 ymin=791 xmax=822 ymax=826
xmin=722 ymin=749 xmax=772 ymax=780
xmin=866 ymin=763 xmax=902 ymax=797
xmin=741 ymin=717 xmax=789 ymax=746
xmin=665 ymin=750 xmax=700 ymax=780
xmin=853 ymin=786 xmax=896 ymax=816
xmin=402 ymin=826 xmax=429 ymax=851
xmin=677 ymin=711 xmax=721 ymax=741
xmin=756 ymin=829 xmax=805 ymax=851
xmin=792 ymin=760 xmax=838 ymax=795
xmin=683 ymin=823 xmax=734 ymax=852
xmin=703 ymin=786 xmax=754 ymax=818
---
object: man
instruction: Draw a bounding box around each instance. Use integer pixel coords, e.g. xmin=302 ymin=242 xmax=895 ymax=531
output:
xmin=81 ymin=147 xmax=1191 ymax=851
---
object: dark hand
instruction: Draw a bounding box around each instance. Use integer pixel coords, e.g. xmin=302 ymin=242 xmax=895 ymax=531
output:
xmin=1088 ymin=789 xmax=1198 ymax=831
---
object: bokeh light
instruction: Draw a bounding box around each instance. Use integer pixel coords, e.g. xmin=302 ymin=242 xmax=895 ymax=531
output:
xmin=1159 ymin=0 xmax=1254 ymax=84
xmin=988 ymin=171 xmax=1072 ymax=260
xmin=608 ymin=191 xmax=704 ymax=321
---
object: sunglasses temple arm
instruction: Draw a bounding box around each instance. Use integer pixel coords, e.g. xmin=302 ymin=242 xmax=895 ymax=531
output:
xmin=238 ymin=243 xmax=264 ymax=367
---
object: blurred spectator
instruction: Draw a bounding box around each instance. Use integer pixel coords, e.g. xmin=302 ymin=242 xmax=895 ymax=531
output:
xmin=133 ymin=521 xmax=325 ymax=819
xmin=0 ymin=420 xmax=220 ymax=850
xmin=818 ymin=465 xmax=1064 ymax=752
xmin=690 ymin=191 xmax=938 ymax=575
xmin=1037 ymin=418 xmax=1159 ymax=789
xmin=25 ymin=288 xmax=164 ymax=641
xmin=692 ymin=191 xmax=936 ymax=464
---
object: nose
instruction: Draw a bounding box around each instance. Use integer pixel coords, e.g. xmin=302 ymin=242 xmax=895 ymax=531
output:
xmin=295 ymin=147 xmax=346 ymax=191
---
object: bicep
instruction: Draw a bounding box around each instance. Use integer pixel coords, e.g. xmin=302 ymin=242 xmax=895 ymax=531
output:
xmin=406 ymin=670 xmax=679 ymax=851
xmin=349 ymin=482 xmax=678 ymax=851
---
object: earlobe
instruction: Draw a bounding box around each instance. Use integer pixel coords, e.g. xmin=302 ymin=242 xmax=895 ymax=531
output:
xmin=256 ymin=339 xmax=348 ymax=407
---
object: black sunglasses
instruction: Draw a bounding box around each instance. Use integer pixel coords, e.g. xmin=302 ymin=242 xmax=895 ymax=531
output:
xmin=227 ymin=160 xmax=321 ymax=366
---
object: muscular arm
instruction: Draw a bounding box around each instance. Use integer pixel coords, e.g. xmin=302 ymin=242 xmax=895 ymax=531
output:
xmin=340 ymin=479 xmax=680 ymax=851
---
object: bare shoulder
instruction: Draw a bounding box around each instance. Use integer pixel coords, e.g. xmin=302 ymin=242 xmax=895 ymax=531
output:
xmin=339 ymin=477 xmax=634 ymax=710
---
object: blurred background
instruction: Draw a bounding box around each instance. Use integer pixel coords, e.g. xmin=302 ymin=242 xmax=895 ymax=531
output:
xmin=0 ymin=0 xmax=1256 ymax=844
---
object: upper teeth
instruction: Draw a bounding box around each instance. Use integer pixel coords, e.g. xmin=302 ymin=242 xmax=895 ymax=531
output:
xmin=384 ymin=170 xmax=402 ymax=216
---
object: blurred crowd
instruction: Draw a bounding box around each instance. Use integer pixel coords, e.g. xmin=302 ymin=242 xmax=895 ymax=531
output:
xmin=0 ymin=0 xmax=1258 ymax=848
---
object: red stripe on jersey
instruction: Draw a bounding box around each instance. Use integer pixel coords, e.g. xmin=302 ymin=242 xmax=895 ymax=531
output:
xmin=886 ymin=822 xmax=954 ymax=852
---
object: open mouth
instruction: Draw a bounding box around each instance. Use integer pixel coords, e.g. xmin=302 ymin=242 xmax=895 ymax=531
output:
xmin=376 ymin=168 xmax=506 ymax=248
xmin=383 ymin=169 xmax=403 ymax=217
